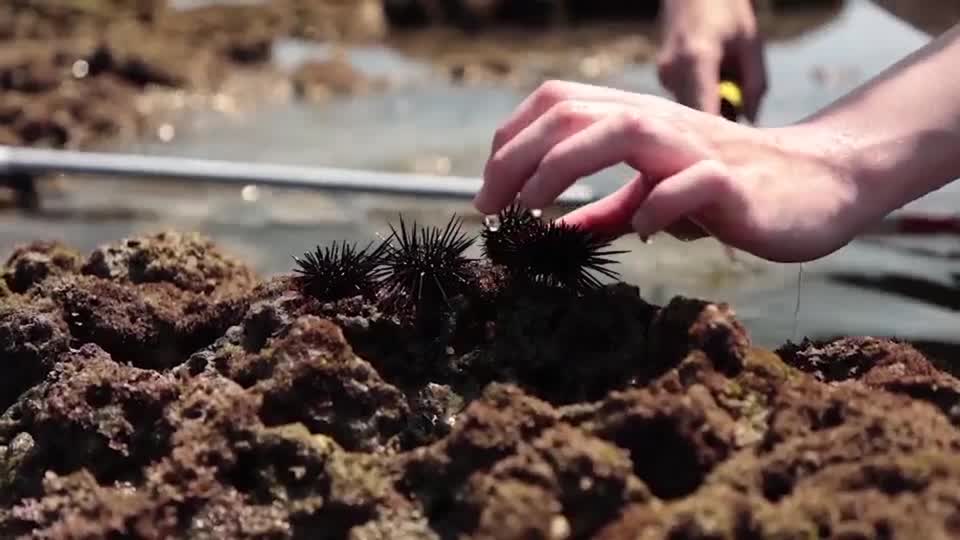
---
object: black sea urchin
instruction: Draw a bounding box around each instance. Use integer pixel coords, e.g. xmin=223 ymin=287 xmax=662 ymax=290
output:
xmin=481 ymin=202 xmax=540 ymax=265
xmin=498 ymin=218 xmax=627 ymax=292
xmin=293 ymin=240 xmax=388 ymax=302
xmin=380 ymin=215 xmax=475 ymax=310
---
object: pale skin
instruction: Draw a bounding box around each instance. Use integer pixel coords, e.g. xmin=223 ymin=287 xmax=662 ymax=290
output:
xmin=655 ymin=0 xmax=952 ymax=124
xmin=474 ymin=19 xmax=960 ymax=263
xmin=656 ymin=0 xmax=767 ymax=121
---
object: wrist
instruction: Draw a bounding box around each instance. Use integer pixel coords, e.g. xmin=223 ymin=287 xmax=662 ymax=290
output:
xmin=798 ymin=112 xmax=960 ymax=223
xmin=789 ymin=23 xmax=960 ymax=223
xmin=760 ymin=121 xmax=877 ymax=236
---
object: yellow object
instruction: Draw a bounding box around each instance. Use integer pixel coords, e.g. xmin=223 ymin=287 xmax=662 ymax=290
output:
xmin=719 ymin=80 xmax=743 ymax=122
xmin=718 ymin=80 xmax=743 ymax=109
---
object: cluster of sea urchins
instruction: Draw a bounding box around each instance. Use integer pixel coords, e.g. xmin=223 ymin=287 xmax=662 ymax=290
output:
xmin=292 ymin=206 xmax=626 ymax=309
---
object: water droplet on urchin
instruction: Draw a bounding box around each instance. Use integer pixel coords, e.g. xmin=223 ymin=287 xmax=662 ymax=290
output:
xmin=530 ymin=208 xmax=543 ymax=218
xmin=71 ymin=59 xmax=89 ymax=79
xmin=483 ymin=214 xmax=501 ymax=232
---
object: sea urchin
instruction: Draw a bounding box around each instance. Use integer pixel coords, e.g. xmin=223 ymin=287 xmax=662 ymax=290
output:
xmin=293 ymin=240 xmax=388 ymax=302
xmin=522 ymin=221 xmax=626 ymax=290
xmin=484 ymin=205 xmax=626 ymax=292
xmin=380 ymin=215 xmax=476 ymax=310
xmin=481 ymin=202 xmax=540 ymax=266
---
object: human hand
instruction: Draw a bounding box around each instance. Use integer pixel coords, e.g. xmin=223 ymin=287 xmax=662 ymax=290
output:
xmin=657 ymin=0 xmax=767 ymax=122
xmin=474 ymin=80 xmax=866 ymax=263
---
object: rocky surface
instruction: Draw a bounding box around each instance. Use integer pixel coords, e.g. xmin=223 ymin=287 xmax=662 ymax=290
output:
xmin=0 ymin=231 xmax=959 ymax=538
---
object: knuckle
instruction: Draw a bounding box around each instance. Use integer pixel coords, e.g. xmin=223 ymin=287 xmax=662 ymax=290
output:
xmin=614 ymin=111 xmax=653 ymax=140
xmin=546 ymin=100 xmax=587 ymax=131
xmin=533 ymin=80 xmax=569 ymax=108
xmin=699 ymin=160 xmax=734 ymax=192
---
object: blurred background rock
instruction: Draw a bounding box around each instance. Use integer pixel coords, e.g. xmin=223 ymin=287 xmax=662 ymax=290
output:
xmin=0 ymin=0 xmax=846 ymax=152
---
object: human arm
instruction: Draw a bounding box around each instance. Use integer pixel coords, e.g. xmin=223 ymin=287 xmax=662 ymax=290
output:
xmin=799 ymin=20 xmax=960 ymax=230
xmin=656 ymin=0 xmax=767 ymax=121
xmin=474 ymin=22 xmax=960 ymax=263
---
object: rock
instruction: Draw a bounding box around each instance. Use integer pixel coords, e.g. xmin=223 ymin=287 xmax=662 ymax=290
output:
xmin=2 ymin=241 xmax=82 ymax=294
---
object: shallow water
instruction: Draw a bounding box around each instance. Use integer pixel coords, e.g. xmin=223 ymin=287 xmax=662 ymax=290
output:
xmin=5 ymin=0 xmax=960 ymax=348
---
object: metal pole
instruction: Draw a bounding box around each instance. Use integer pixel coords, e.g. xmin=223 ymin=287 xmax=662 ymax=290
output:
xmin=0 ymin=145 xmax=596 ymax=207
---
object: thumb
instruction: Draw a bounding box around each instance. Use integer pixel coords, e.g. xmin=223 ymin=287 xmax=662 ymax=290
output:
xmin=630 ymin=159 xmax=735 ymax=239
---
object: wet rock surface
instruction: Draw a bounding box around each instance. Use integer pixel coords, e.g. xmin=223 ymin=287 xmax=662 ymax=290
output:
xmin=0 ymin=232 xmax=959 ymax=538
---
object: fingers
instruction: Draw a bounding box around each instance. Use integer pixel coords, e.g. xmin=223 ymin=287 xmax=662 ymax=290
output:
xmin=557 ymin=172 xmax=651 ymax=238
xmin=737 ymin=33 xmax=768 ymax=122
xmin=477 ymin=100 xmax=611 ymax=214
xmin=500 ymin=112 xmax=705 ymax=212
xmin=630 ymin=159 xmax=734 ymax=239
xmin=658 ymin=44 xmax=723 ymax=116
xmin=682 ymin=57 xmax=722 ymax=116
xmin=563 ymin=159 xmax=733 ymax=243
xmin=489 ymin=80 xmax=651 ymax=158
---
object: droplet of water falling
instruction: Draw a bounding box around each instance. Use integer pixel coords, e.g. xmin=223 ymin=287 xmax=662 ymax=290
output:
xmin=792 ymin=263 xmax=804 ymax=342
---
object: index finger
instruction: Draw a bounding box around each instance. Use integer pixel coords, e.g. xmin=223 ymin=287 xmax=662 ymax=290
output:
xmin=489 ymin=80 xmax=663 ymax=157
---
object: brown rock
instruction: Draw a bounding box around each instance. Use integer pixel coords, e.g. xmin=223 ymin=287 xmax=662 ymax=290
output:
xmin=1 ymin=344 xmax=178 ymax=503
xmin=81 ymin=231 xmax=257 ymax=296
xmin=251 ymin=316 xmax=410 ymax=453
xmin=2 ymin=241 xmax=83 ymax=294
xmin=0 ymin=296 xmax=71 ymax=411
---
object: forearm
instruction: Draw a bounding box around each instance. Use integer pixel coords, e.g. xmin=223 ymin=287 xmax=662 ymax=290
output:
xmin=798 ymin=22 xmax=960 ymax=220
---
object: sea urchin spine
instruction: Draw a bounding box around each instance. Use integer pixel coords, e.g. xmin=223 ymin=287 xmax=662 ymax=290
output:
xmin=380 ymin=215 xmax=476 ymax=310
xmin=292 ymin=240 xmax=388 ymax=302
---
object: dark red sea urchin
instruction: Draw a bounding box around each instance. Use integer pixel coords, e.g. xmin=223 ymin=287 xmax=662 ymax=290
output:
xmin=292 ymin=240 xmax=388 ymax=302
xmin=380 ymin=215 xmax=476 ymax=310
